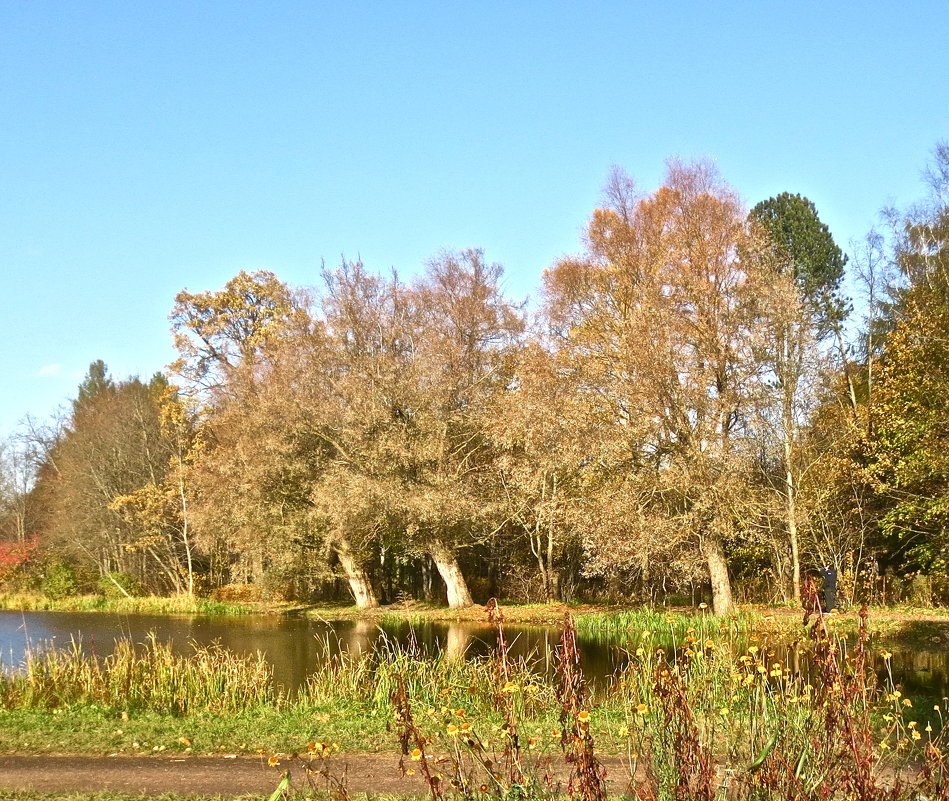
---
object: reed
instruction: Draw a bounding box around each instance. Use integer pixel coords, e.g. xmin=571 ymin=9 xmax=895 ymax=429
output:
xmin=0 ymin=593 xmax=252 ymax=616
xmin=1 ymin=634 xmax=274 ymax=714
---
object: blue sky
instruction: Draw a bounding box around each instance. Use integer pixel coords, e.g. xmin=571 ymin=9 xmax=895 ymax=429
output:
xmin=2 ymin=1 xmax=948 ymax=436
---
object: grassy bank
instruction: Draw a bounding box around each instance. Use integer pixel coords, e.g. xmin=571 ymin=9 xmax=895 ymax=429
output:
xmin=0 ymin=594 xmax=255 ymax=617
xmin=305 ymin=600 xmax=949 ymax=648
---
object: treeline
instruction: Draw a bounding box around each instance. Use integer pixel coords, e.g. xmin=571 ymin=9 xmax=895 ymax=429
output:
xmin=3 ymin=152 xmax=948 ymax=611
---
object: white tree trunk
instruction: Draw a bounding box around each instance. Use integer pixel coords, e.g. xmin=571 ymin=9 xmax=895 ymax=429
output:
xmin=703 ymin=535 xmax=734 ymax=615
xmin=335 ymin=541 xmax=378 ymax=609
xmin=428 ymin=541 xmax=474 ymax=609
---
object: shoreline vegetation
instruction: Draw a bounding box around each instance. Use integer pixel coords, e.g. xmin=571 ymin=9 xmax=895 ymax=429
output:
xmin=2 ymin=593 xmax=949 ymax=646
xmin=0 ymin=601 xmax=945 ymax=798
xmin=0 ymin=599 xmax=947 ymax=797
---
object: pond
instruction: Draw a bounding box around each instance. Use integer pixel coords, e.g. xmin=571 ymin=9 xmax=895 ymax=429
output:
xmin=1 ymin=609 xmax=946 ymax=700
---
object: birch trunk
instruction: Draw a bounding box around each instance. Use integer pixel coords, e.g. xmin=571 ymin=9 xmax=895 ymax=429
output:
xmin=335 ymin=541 xmax=379 ymax=609
xmin=428 ymin=541 xmax=474 ymax=609
xmin=703 ymin=535 xmax=734 ymax=615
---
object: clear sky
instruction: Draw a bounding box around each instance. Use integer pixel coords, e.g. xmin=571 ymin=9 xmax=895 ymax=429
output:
xmin=2 ymin=1 xmax=947 ymax=436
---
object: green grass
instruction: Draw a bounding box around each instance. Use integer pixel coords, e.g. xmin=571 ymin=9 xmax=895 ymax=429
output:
xmin=0 ymin=594 xmax=254 ymax=616
xmin=0 ymin=705 xmax=391 ymax=755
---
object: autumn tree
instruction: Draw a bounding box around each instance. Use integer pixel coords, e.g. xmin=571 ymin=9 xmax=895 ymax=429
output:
xmin=108 ymin=386 xmax=199 ymax=596
xmin=169 ymin=270 xmax=309 ymax=406
xmin=395 ymin=250 xmax=525 ymax=607
xmin=0 ymin=435 xmax=32 ymax=543
xmin=38 ymin=363 xmax=189 ymax=592
xmin=487 ymin=340 xmax=591 ymax=601
xmin=544 ymin=162 xmax=778 ymax=614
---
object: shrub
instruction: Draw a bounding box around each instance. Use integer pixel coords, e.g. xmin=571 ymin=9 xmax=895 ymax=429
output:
xmin=41 ymin=562 xmax=78 ymax=600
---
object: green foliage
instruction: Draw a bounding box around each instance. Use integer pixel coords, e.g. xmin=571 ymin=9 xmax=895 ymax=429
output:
xmin=40 ymin=562 xmax=78 ymax=600
xmin=750 ymin=191 xmax=848 ymax=332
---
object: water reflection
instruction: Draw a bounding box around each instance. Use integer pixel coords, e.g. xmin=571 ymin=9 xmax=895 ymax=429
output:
xmin=0 ymin=610 xmax=945 ymax=700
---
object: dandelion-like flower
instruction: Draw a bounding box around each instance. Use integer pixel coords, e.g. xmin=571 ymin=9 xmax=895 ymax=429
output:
xmin=577 ymin=710 xmax=591 ymax=723
xmin=635 ymin=703 xmax=648 ymax=715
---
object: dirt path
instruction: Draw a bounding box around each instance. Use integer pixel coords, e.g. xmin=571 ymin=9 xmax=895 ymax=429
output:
xmin=0 ymin=753 xmax=632 ymax=796
xmin=0 ymin=754 xmax=425 ymax=796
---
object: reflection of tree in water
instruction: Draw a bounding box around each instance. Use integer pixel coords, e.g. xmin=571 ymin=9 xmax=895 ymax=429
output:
xmin=443 ymin=624 xmax=472 ymax=661
xmin=344 ymin=619 xmax=374 ymax=655
xmin=887 ymin=648 xmax=949 ymax=699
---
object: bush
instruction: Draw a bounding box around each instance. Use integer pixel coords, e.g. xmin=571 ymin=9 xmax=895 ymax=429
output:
xmin=41 ymin=562 xmax=78 ymax=600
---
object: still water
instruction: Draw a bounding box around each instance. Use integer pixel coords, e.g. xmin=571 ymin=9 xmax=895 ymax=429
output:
xmin=0 ymin=610 xmax=946 ymax=699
